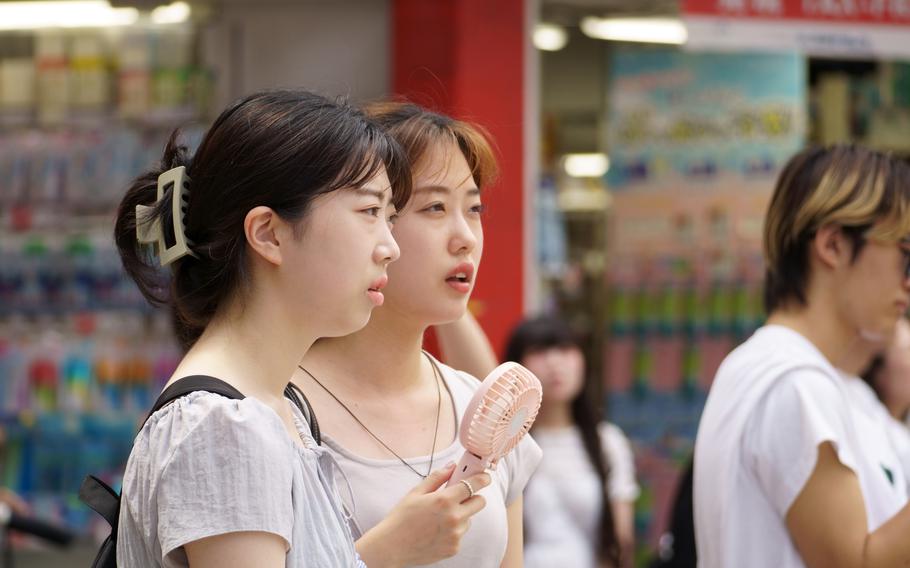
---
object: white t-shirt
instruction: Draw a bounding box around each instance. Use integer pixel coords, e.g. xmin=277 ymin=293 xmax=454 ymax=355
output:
xmin=524 ymin=423 xmax=640 ymax=568
xmin=322 ymin=360 xmax=543 ymax=568
xmin=694 ymin=325 xmax=909 ymax=568
xmin=118 ymin=391 xmax=362 ymax=567
xmin=847 ymin=376 xmax=910 ymax=495
xmin=844 ymin=375 xmax=910 ymax=495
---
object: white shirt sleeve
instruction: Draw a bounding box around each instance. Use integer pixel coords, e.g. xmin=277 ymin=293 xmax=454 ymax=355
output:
xmin=600 ymin=422 xmax=640 ymax=502
xmin=154 ymin=395 xmax=296 ymax=561
xmin=501 ymin=432 xmax=544 ymax=506
xmin=743 ymin=369 xmax=858 ymax=518
xmin=523 ymin=475 xmax=595 ymax=568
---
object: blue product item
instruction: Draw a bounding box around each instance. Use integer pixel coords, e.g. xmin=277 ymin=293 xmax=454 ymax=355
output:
xmin=0 ymin=247 xmax=23 ymax=317
xmin=3 ymin=342 xmax=30 ymax=412
xmin=92 ymin=247 xmax=123 ymax=310
xmin=64 ymin=236 xmax=95 ymax=312
xmin=535 ymin=175 xmax=568 ymax=277
xmin=0 ymin=339 xmax=12 ymax=409
xmin=15 ymin=414 xmax=36 ymax=495
xmin=62 ymin=341 xmax=93 ymax=413
xmin=9 ymin=153 xmax=30 ymax=204
xmin=35 ymin=142 xmax=67 ymax=207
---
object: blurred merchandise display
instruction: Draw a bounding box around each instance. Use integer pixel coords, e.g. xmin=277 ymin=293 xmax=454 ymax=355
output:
xmin=0 ymin=23 xmax=208 ymax=545
xmin=599 ymin=48 xmax=806 ymax=556
xmin=0 ymin=28 xmax=210 ymax=127
xmin=0 ymin=312 xmax=179 ymax=538
xmin=810 ymin=60 xmax=910 ymax=153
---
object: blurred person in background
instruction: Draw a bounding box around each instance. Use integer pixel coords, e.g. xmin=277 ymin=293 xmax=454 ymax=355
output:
xmin=504 ymin=315 xmax=639 ymax=568
xmin=861 ymin=316 xmax=910 ymax=423
xmin=694 ymin=145 xmax=910 ymax=568
xmin=859 ymin=317 xmax=910 ymax=490
xmin=294 ymin=102 xmax=541 ymax=568
xmin=652 ymin=316 xmax=910 ymax=568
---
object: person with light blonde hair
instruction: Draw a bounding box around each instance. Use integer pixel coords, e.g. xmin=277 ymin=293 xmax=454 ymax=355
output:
xmin=694 ymin=145 xmax=910 ymax=568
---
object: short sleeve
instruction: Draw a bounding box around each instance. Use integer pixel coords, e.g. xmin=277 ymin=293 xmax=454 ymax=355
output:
xmin=501 ymin=432 xmax=544 ymax=506
xmin=523 ymin=475 xmax=594 ymax=568
xmin=744 ymin=369 xmax=857 ymax=518
xmin=600 ymin=423 xmax=640 ymax=503
xmin=155 ymin=395 xmax=295 ymax=561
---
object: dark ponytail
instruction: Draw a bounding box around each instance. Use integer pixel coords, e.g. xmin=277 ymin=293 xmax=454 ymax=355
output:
xmin=504 ymin=316 xmax=621 ymax=567
xmin=114 ymin=89 xmax=411 ymax=348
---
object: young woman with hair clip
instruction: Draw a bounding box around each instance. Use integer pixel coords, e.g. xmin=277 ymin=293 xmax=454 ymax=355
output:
xmin=694 ymin=145 xmax=910 ymax=568
xmin=292 ymin=101 xmax=542 ymax=568
xmin=113 ymin=89 xmax=410 ymax=567
xmin=503 ymin=316 xmax=639 ymax=568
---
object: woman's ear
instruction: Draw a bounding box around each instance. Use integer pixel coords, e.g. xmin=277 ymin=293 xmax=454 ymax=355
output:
xmin=811 ymin=224 xmax=848 ymax=271
xmin=244 ymin=206 xmax=283 ymax=266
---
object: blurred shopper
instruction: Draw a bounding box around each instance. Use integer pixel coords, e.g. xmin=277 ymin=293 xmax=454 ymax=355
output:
xmin=861 ymin=317 xmax=910 ymax=422
xmin=504 ymin=315 xmax=639 ymax=568
xmin=694 ymin=145 xmax=910 ymax=567
xmin=858 ymin=317 xmax=910 ymax=489
xmin=114 ymin=90 xmax=410 ymax=567
xmin=294 ymin=102 xmax=541 ymax=568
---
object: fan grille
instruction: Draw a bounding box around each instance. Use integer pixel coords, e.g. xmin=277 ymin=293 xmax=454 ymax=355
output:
xmin=463 ymin=366 xmax=542 ymax=457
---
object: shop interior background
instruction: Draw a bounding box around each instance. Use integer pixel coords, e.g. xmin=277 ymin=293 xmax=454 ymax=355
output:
xmin=0 ymin=0 xmax=908 ymax=565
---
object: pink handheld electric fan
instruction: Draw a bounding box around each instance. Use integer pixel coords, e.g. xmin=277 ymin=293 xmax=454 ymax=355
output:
xmin=447 ymin=362 xmax=543 ymax=486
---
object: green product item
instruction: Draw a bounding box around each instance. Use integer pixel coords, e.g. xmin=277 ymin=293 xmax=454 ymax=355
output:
xmin=894 ymin=63 xmax=910 ymax=108
xmin=707 ymin=282 xmax=733 ymax=335
xmin=658 ymin=283 xmax=682 ymax=335
xmin=680 ymin=342 xmax=700 ymax=397
xmin=638 ymin=285 xmax=660 ymax=335
xmin=633 ymin=339 xmax=653 ymax=397
xmin=731 ymin=282 xmax=751 ymax=335
xmin=610 ymin=285 xmax=635 ymax=335
xmin=749 ymin=284 xmax=766 ymax=329
xmin=153 ymin=68 xmax=190 ymax=109
xmin=65 ymin=235 xmax=94 ymax=256
xmin=2 ymin=435 xmax=22 ymax=489
xmin=23 ymin=236 xmax=48 ymax=257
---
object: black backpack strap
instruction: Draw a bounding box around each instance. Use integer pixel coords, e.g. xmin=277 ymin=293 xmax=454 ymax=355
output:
xmin=284 ymin=382 xmax=321 ymax=445
xmin=79 ymin=476 xmax=120 ymax=531
xmin=144 ymin=375 xmax=245 ymax=424
xmin=79 ymin=375 xmax=248 ymax=568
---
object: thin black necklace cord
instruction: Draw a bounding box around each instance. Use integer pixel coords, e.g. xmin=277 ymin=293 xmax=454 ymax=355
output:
xmin=298 ymin=351 xmax=443 ymax=479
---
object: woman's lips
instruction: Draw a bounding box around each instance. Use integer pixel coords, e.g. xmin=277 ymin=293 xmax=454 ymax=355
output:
xmin=367 ymin=274 xmax=388 ymax=306
xmin=445 ymin=263 xmax=474 ymax=294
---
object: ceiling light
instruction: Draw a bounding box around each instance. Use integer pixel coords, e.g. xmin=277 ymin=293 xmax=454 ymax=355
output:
xmin=0 ymin=1 xmax=139 ymax=30
xmin=564 ymin=153 xmax=610 ymax=178
xmin=580 ymin=16 xmax=687 ymax=45
xmin=151 ymin=1 xmax=191 ymax=25
xmin=533 ymin=23 xmax=568 ymax=51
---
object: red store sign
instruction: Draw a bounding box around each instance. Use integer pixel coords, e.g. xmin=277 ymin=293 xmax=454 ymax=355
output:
xmin=683 ymin=0 xmax=910 ymax=58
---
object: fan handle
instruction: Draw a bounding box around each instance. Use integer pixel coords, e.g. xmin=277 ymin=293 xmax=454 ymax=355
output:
xmin=448 ymin=452 xmax=489 ymax=486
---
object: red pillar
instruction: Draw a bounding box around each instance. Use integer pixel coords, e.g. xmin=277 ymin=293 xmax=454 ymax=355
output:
xmin=392 ymin=0 xmax=527 ymax=357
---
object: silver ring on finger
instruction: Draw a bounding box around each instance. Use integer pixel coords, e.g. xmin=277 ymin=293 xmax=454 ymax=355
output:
xmin=459 ymin=479 xmax=475 ymax=499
